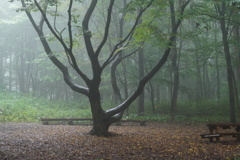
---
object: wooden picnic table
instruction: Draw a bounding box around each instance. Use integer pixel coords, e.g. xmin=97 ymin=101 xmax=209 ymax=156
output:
xmin=200 ymin=123 xmax=240 ymax=142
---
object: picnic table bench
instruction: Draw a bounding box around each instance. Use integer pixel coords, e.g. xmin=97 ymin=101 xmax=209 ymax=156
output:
xmin=41 ymin=118 xmax=147 ymax=126
xmin=200 ymin=123 xmax=240 ymax=142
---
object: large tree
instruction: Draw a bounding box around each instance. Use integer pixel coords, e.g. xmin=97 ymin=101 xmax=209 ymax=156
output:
xmin=19 ymin=0 xmax=189 ymax=136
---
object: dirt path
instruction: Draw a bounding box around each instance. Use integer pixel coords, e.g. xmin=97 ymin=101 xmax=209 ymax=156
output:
xmin=0 ymin=122 xmax=239 ymax=160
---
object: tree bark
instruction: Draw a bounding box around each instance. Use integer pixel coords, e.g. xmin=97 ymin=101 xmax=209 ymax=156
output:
xmin=18 ymin=51 xmax=26 ymax=93
xmin=214 ymin=27 xmax=221 ymax=100
xmin=0 ymin=54 xmax=4 ymax=88
xmin=216 ymin=2 xmax=236 ymax=123
xmin=138 ymin=46 xmax=145 ymax=116
xmin=170 ymin=47 xmax=179 ymax=121
xmin=8 ymin=49 xmax=12 ymax=91
xmin=169 ymin=0 xmax=180 ymax=121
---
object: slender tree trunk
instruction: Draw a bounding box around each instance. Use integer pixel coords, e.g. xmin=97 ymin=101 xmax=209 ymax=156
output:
xmin=137 ymin=11 xmax=145 ymax=116
xmin=233 ymin=17 xmax=240 ymax=111
xmin=195 ymin=49 xmax=203 ymax=101
xmin=203 ymin=62 xmax=211 ymax=98
xmin=214 ymin=27 xmax=221 ymax=100
xmin=138 ymin=46 xmax=145 ymax=116
xmin=122 ymin=60 xmax=129 ymax=115
xmin=0 ymin=55 xmax=4 ymax=88
xmin=18 ymin=52 xmax=26 ymax=93
xmin=216 ymin=3 xmax=236 ymax=123
xmin=170 ymin=47 xmax=179 ymax=121
xmin=147 ymin=80 xmax=156 ymax=114
xmin=222 ymin=34 xmax=236 ymax=123
xmin=9 ymin=50 xmax=12 ymax=91
xmin=169 ymin=0 xmax=180 ymax=121
xmin=233 ymin=8 xmax=240 ymax=83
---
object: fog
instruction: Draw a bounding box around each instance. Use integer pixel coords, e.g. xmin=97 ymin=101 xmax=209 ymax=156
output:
xmin=0 ymin=0 xmax=238 ymax=124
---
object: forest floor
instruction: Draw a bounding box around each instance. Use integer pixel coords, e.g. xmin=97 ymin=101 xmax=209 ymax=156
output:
xmin=0 ymin=122 xmax=239 ymax=160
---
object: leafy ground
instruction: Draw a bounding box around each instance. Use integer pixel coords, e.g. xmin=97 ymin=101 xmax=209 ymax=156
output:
xmin=0 ymin=122 xmax=239 ymax=160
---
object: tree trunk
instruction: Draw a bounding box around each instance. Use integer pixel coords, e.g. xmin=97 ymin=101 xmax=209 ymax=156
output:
xmin=203 ymin=61 xmax=211 ymax=99
xmin=0 ymin=55 xmax=4 ymax=88
xmin=8 ymin=50 xmax=12 ymax=91
xmin=195 ymin=48 xmax=204 ymax=101
xmin=146 ymin=80 xmax=156 ymax=114
xmin=216 ymin=3 xmax=236 ymax=123
xmin=214 ymin=27 xmax=221 ymax=100
xmin=122 ymin=60 xmax=129 ymax=115
xmin=88 ymin=82 xmax=110 ymax=136
xmin=18 ymin=52 xmax=26 ymax=93
xmin=138 ymin=46 xmax=145 ymax=116
xmin=169 ymin=0 xmax=180 ymax=121
xmin=233 ymin=7 xmax=240 ymax=84
xmin=170 ymin=47 xmax=179 ymax=121
xmin=233 ymin=15 xmax=240 ymax=111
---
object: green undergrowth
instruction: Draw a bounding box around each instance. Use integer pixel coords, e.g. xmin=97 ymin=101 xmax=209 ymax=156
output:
xmin=123 ymin=114 xmax=232 ymax=123
xmin=0 ymin=91 xmax=91 ymax=123
xmin=0 ymin=90 xmax=237 ymax=123
xmin=124 ymin=98 xmax=237 ymax=123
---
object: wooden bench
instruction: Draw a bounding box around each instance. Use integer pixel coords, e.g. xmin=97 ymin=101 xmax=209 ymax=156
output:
xmin=114 ymin=119 xmax=147 ymax=126
xmin=41 ymin=118 xmax=92 ymax=125
xmin=200 ymin=133 xmax=240 ymax=142
xmin=200 ymin=134 xmax=221 ymax=138
xmin=200 ymin=123 xmax=240 ymax=142
xmin=41 ymin=118 xmax=147 ymax=126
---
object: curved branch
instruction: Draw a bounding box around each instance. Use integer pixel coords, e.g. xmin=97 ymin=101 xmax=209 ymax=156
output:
xmin=53 ymin=2 xmax=62 ymax=38
xmin=82 ymin=0 xmax=97 ymax=57
xmin=68 ymin=0 xmax=74 ymax=51
xmin=21 ymin=0 xmax=89 ymax=96
xmin=95 ymin=0 xmax=115 ymax=57
xmin=34 ymin=0 xmax=90 ymax=84
xmin=34 ymin=0 xmax=69 ymax=53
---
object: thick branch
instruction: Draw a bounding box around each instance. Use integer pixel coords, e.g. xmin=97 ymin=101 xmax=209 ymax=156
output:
xmin=39 ymin=1 xmax=48 ymax=30
xmin=82 ymin=0 xmax=96 ymax=57
xmin=33 ymin=0 xmax=90 ymax=84
xmin=82 ymin=0 xmax=102 ymax=77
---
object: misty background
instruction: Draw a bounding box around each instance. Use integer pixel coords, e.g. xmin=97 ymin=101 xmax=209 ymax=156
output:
xmin=0 ymin=0 xmax=238 ymax=123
